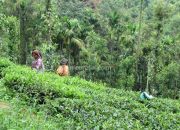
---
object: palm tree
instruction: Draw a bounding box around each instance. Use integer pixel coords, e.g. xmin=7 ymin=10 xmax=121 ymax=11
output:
xmin=59 ymin=18 xmax=88 ymax=65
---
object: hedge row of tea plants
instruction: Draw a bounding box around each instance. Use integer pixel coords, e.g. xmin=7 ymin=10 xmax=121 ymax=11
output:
xmin=0 ymin=57 xmax=180 ymax=129
xmin=0 ymin=100 xmax=61 ymax=130
xmin=0 ymin=57 xmax=105 ymax=104
xmin=0 ymin=81 xmax=66 ymax=130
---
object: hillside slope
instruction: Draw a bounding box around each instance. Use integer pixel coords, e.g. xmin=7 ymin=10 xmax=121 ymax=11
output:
xmin=0 ymin=57 xmax=179 ymax=129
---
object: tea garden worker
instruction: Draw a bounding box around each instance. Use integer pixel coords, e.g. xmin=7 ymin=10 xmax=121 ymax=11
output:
xmin=56 ymin=58 xmax=69 ymax=76
xmin=31 ymin=50 xmax=45 ymax=73
xmin=140 ymin=92 xmax=154 ymax=100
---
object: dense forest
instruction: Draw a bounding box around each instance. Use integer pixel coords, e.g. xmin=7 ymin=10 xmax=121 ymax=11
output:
xmin=0 ymin=0 xmax=180 ymax=99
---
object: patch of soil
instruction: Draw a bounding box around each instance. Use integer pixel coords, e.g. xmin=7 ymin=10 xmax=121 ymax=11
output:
xmin=0 ymin=102 xmax=10 ymax=109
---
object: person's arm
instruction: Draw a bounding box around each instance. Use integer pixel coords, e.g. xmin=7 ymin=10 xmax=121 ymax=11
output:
xmin=63 ymin=65 xmax=69 ymax=76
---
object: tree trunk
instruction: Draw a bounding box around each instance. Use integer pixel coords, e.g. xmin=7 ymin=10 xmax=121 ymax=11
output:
xmin=134 ymin=0 xmax=144 ymax=91
xmin=138 ymin=0 xmax=143 ymax=47
xmin=146 ymin=58 xmax=150 ymax=93
xmin=19 ymin=3 xmax=27 ymax=64
xmin=46 ymin=0 xmax=52 ymax=44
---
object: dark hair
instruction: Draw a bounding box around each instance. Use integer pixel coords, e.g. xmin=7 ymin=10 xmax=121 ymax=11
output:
xmin=32 ymin=50 xmax=42 ymax=58
xmin=60 ymin=58 xmax=68 ymax=65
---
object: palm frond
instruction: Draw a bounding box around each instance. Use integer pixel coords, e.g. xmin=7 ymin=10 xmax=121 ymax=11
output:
xmin=71 ymin=38 xmax=89 ymax=54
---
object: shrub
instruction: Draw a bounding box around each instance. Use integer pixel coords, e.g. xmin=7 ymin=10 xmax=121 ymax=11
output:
xmin=157 ymin=62 xmax=180 ymax=99
xmin=0 ymin=57 xmax=14 ymax=78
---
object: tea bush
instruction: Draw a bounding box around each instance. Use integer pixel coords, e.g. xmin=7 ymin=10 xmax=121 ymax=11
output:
xmin=0 ymin=58 xmax=14 ymax=78
xmin=0 ymin=58 xmax=179 ymax=129
xmin=1 ymin=61 xmax=104 ymax=105
xmin=0 ymin=104 xmax=60 ymax=130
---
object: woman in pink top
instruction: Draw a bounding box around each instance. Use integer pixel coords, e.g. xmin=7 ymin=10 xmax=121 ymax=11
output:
xmin=31 ymin=50 xmax=45 ymax=72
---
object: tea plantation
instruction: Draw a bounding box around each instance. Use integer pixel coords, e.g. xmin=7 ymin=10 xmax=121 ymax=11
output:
xmin=0 ymin=58 xmax=179 ymax=130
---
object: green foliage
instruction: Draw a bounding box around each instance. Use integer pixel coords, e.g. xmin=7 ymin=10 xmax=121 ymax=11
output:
xmin=117 ymin=56 xmax=135 ymax=90
xmin=0 ymin=88 xmax=59 ymax=130
xmin=3 ymin=67 xmax=83 ymax=101
xmin=0 ymin=58 xmax=14 ymax=78
xmin=0 ymin=14 xmax=19 ymax=61
xmin=38 ymin=44 xmax=60 ymax=71
xmin=157 ymin=62 xmax=180 ymax=99
xmin=0 ymin=58 xmax=179 ymax=129
xmin=1 ymin=0 xmax=180 ymax=99
xmin=0 ymin=58 xmax=105 ymax=104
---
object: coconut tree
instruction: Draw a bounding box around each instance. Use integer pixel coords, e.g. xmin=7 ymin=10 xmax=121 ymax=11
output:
xmin=58 ymin=18 xmax=88 ymax=65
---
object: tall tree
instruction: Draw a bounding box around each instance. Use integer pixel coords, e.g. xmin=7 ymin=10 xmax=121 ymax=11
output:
xmin=134 ymin=0 xmax=146 ymax=91
xmin=19 ymin=1 xmax=27 ymax=64
xmin=45 ymin=0 xmax=52 ymax=45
